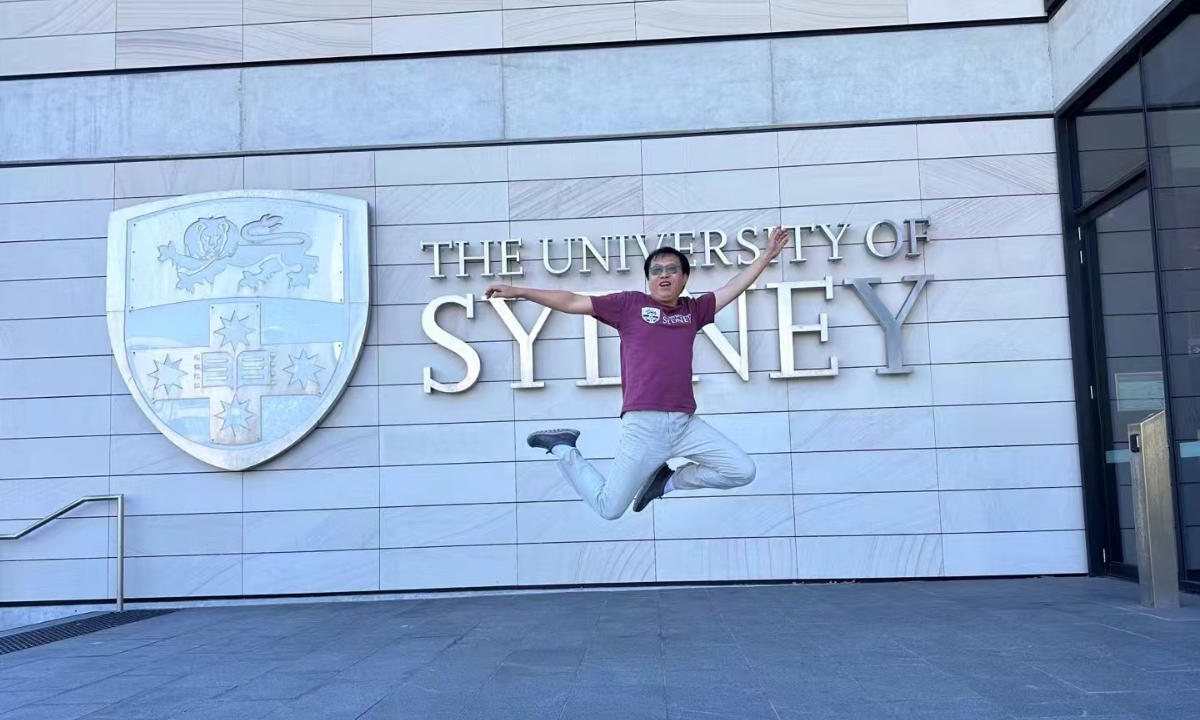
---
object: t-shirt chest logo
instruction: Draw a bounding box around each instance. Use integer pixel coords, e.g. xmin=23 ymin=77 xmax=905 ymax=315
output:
xmin=640 ymin=306 xmax=693 ymax=326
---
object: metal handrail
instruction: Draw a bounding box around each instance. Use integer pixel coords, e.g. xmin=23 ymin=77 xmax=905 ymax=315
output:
xmin=0 ymin=495 xmax=125 ymax=612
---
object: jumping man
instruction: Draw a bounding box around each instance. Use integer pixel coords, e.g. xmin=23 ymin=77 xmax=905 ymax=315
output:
xmin=484 ymin=227 xmax=791 ymax=520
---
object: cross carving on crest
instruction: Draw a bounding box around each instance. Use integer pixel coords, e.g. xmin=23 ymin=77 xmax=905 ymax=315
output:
xmin=132 ymin=302 xmax=342 ymax=447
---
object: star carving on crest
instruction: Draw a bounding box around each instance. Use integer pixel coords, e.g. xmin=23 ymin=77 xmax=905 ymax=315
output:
xmin=215 ymin=312 xmax=255 ymax=351
xmin=284 ymin=351 xmax=324 ymax=391
xmin=216 ymin=398 xmax=255 ymax=435
xmin=148 ymin=355 xmax=187 ymax=396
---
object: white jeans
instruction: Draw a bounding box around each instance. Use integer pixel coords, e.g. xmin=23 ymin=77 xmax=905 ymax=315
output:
xmin=551 ymin=411 xmax=756 ymax=520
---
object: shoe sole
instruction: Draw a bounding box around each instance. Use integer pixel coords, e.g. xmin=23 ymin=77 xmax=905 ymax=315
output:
xmin=632 ymin=478 xmax=655 ymax=512
xmin=525 ymin=429 xmax=580 ymax=448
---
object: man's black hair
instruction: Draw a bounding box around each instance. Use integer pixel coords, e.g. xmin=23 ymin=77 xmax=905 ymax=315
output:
xmin=643 ymin=246 xmax=691 ymax=279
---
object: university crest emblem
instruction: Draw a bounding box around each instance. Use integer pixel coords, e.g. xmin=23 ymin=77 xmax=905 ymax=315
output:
xmin=641 ymin=307 xmax=661 ymax=324
xmin=106 ymin=190 xmax=370 ymax=470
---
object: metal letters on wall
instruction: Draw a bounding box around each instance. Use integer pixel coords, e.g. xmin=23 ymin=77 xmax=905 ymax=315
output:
xmin=420 ymin=220 xmax=934 ymax=393
xmin=106 ymin=190 xmax=370 ymax=470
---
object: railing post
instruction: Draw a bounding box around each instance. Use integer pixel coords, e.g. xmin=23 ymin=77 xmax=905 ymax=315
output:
xmin=115 ymin=494 xmax=125 ymax=613
xmin=1128 ymin=411 xmax=1179 ymax=608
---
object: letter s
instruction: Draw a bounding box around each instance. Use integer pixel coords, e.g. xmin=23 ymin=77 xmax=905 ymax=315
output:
xmin=422 ymin=294 xmax=482 ymax=394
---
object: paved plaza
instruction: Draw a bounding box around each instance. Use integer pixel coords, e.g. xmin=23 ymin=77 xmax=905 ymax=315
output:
xmin=1 ymin=577 xmax=1199 ymax=719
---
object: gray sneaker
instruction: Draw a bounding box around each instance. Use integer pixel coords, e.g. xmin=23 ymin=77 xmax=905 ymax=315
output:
xmin=526 ymin=429 xmax=581 ymax=455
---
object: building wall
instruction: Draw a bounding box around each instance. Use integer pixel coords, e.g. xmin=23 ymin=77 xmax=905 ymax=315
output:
xmin=0 ymin=0 xmax=1046 ymax=77
xmin=0 ymin=3 xmax=1086 ymax=605
xmin=1050 ymin=0 xmax=1175 ymax=107
xmin=0 ymin=23 xmax=1053 ymax=165
xmin=0 ymin=119 xmax=1086 ymax=603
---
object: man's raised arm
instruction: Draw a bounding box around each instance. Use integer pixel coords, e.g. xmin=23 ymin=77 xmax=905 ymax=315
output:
xmin=484 ymin=285 xmax=594 ymax=315
xmin=712 ymin=227 xmax=790 ymax=313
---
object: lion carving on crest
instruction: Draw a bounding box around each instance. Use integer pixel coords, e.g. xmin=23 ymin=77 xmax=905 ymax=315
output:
xmin=158 ymin=214 xmax=320 ymax=292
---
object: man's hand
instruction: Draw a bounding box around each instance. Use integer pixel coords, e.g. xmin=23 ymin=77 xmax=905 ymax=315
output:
xmin=712 ymin=227 xmax=791 ymax=313
xmin=484 ymin=284 xmax=523 ymax=300
xmin=764 ymin=226 xmax=790 ymax=261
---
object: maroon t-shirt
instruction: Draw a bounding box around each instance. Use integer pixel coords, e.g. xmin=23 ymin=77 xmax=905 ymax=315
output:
xmin=590 ymin=291 xmax=717 ymax=415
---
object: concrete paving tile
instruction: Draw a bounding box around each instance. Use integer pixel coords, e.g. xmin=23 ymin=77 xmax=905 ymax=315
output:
xmin=455 ymin=704 xmax=563 ymax=720
xmin=0 ymin=704 xmax=112 ymax=720
xmin=503 ymin=647 xmax=586 ymax=670
xmin=664 ymin=680 xmax=777 ymax=720
xmin=846 ymin=664 xmax=981 ymax=702
xmin=168 ymin=699 xmax=285 ymax=720
xmin=982 ymin=689 xmax=1125 ymax=718
xmin=355 ymin=684 xmax=472 ymax=720
xmin=880 ymin=696 xmax=1019 ymax=719
xmin=1151 ymin=669 xmax=1200 ymax=688
xmin=0 ymin=674 xmax=118 ymax=694
xmin=158 ymin=660 xmax=281 ymax=687
xmin=1104 ymin=689 xmax=1200 ymax=717
xmin=472 ymin=667 xmax=574 ymax=706
xmin=575 ymin=663 xmax=663 ymax=687
xmin=335 ymin=639 xmax=452 ymax=682
xmin=775 ymin=703 xmax=889 ymax=720
xmin=34 ymin=675 xmax=178 ymax=705
xmin=1031 ymin=659 xmax=1194 ymax=693
xmin=216 ymin=671 xmax=337 ymax=701
xmin=668 ymin=705 xmax=777 ymax=720
xmin=756 ymin=673 xmax=867 ymax=706
xmin=262 ymin=680 xmax=395 ymax=720
xmin=561 ymin=706 xmax=667 ymax=720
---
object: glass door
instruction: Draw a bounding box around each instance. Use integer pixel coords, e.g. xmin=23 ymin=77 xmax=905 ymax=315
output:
xmin=1083 ymin=186 xmax=1164 ymax=578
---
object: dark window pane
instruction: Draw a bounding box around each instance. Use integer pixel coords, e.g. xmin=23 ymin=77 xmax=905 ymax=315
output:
xmin=1077 ymin=118 xmax=1147 ymax=197
xmin=1184 ymin=445 xmax=1200 ymax=580
xmin=1100 ymin=272 xmax=1159 ymax=315
xmin=1183 ymin=478 xmax=1200 ymax=516
xmin=1155 ymin=187 xmax=1200 ymax=230
xmin=1097 ymin=230 xmax=1155 ymax=273
xmin=1105 ymin=314 xmax=1163 ymax=357
xmin=1150 ymin=146 xmax=1200 ymax=189
xmin=1143 ymin=14 xmax=1200 ymax=107
xmin=1123 ymin=528 xmax=1138 ymax=566
xmin=1075 ymin=64 xmax=1147 ymax=204
xmin=1095 ymin=190 xmax=1153 ymax=232
xmin=1179 ymin=479 xmax=1200 ymax=536
xmin=1161 ymin=270 xmax=1200 ymax=312
xmin=1148 ymin=107 xmax=1200 ymax=148
xmin=1163 ymin=311 xmax=1200 ymax=355
xmin=1118 ymin=485 xmax=1135 ymax=565
xmin=1088 ymin=62 xmax=1144 ymax=111
xmin=1078 ymin=109 xmax=1146 ymax=150
xmin=1173 ymin=396 xmax=1200 ymax=440
xmin=1179 ymin=454 xmax=1200 ymax=582
xmin=1080 ymin=149 xmax=1150 ymax=196
xmin=1185 ymin=529 xmax=1200 ymax=581
xmin=1155 ymin=229 xmax=1200 ymax=271
xmin=1169 ymin=354 xmax=1200 ymax=397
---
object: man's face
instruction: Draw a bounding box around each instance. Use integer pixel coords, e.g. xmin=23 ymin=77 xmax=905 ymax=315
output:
xmin=647 ymin=257 xmax=687 ymax=304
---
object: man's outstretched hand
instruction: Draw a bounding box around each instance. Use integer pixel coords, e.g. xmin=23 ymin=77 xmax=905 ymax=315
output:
xmin=764 ymin=226 xmax=791 ymax=261
xmin=484 ymin=284 xmax=523 ymax=300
